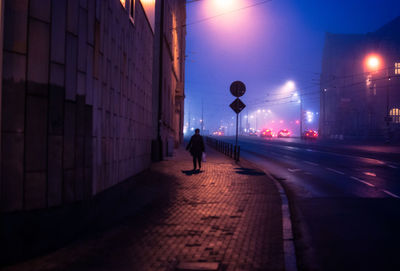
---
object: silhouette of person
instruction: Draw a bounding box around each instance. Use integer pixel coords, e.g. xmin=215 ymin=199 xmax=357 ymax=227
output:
xmin=186 ymin=128 xmax=205 ymax=171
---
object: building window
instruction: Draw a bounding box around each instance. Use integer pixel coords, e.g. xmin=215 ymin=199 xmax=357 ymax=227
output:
xmin=130 ymin=0 xmax=135 ymax=21
xmin=120 ymin=0 xmax=126 ymax=8
xmin=395 ymin=63 xmax=400 ymax=75
xmin=390 ymin=108 xmax=400 ymax=123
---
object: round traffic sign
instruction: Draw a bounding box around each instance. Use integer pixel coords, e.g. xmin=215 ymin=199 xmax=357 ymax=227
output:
xmin=230 ymin=81 xmax=246 ymax=97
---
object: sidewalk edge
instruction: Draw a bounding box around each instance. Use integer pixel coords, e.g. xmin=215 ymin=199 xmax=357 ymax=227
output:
xmin=236 ymin=157 xmax=298 ymax=271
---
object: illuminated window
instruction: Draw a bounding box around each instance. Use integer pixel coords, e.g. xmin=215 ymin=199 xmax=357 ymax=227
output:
xmin=395 ymin=63 xmax=400 ymax=75
xmin=390 ymin=108 xmax=400 ymax=123
xmin=120 ymin=0 xmax=126 ymax=8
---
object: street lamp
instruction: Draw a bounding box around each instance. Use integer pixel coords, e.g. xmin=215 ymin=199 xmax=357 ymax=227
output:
xmin=365 ymin=55 xmax=382 ymax=71
xmin=364 ymin=54 xmax=391 ymax=142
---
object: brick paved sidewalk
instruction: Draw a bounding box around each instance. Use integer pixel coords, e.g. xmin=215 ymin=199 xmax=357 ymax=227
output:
xmin=4 ymin=146 xmax=284 ymax=271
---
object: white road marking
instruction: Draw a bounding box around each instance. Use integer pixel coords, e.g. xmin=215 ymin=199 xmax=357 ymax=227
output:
xmin=288 ymin=168 xmax=302 ymax=173
xmin=326 ymin=167 xmax=345 ymax=175
xmin=306 ymin=149 xmax=314 ymax=152
xmin=305 ymin=161 xmax=318 ymax=166
xmin=388 ymin=164 xmax=398 ymax=169
xmin=383 ymin=190 xmax=400 ymax=198
xmin=363 ymin=172 xmax=376 ymax=177
xmin=350 ymin=176 xmax=375 ymax=187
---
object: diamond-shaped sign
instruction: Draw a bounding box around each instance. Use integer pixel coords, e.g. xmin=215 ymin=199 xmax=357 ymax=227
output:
xmin=230 ymin=98 xmax=246 ymax=114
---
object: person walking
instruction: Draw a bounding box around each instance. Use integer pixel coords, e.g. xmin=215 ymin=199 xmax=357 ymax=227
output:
xmin=186 ymin=128 xmax=205 ymax=171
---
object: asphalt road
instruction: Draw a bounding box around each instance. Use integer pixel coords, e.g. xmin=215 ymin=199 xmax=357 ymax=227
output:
xmin=215 ymin=136 xmax=400 ymax=271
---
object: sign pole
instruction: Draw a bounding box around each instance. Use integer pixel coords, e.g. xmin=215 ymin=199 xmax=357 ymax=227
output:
xmin=236 ymin=113 xmax=239 ymax=148
xmin=229 ymin=81 xmax=247 ymax=161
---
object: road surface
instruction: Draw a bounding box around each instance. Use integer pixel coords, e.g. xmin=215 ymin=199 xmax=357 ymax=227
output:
xmin=215 ymin=136 xmax=400 ymax=270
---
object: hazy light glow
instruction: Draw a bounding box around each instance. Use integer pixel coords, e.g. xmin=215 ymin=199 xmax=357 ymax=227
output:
xmin=286 ymin=81 xmax=295 ymax=90
xmin=365 ymin=54 xmax=382 ymax=71
xmin=212 ymin=0 xmax=239 ymax=11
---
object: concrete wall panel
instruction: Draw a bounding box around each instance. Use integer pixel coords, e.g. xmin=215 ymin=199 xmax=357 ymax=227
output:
xmin=25 ymin=96 xmax=48 ymax=172
xmin=27 ymin=19 xmax=50 ymax=95
xmin=4 ymin=0 xmax=28 ymax=54
xmin=51 ymin=0 xmax=67 ymax=64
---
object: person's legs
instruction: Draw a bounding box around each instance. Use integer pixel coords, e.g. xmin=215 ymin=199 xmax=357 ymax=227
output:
xmin=197 ymin=153 xmax=202 ymax=169
xmin=192 ymin=155 xmax=197 ymax=170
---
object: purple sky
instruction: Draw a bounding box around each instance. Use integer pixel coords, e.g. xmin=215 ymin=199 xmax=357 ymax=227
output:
xmin=184 ymin=0 xmax=400 ymax=135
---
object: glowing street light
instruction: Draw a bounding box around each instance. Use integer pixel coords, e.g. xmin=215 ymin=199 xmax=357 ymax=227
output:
xmin=286 ymin=81 xmax=295 ymax=90
xmin=212 ymin=0 xmax=238 ymax=10
xmin=365 ymin=54 xmax=382 ymax=71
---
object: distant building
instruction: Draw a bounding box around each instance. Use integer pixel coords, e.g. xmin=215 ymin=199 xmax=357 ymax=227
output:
xmin=320 ymin=16 xmax=400 ymax=141
xmin=0 ymin=0 xmax=186 ymax=213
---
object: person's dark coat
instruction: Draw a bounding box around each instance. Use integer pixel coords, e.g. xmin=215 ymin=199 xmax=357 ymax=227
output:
xmin=186 ymin=134 xmax=205 ymax=156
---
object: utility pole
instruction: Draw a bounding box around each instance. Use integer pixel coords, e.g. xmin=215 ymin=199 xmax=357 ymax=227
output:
xmin=246 ymin=109 xmax=249 ymax=132
xmin=300 ymin=91 xmax=303 ymax=138
xmin=188 ymin=99 xmax=191 ymax=132
xmin=385 ymin=67 xmax=391 ymax=143
xmin=201 ymin=99 xmax=204 ymax=133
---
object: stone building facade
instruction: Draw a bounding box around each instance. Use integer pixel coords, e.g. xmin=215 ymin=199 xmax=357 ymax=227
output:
xmin=152 ymin=0 xmax=186 ymax=158
xmin=0 ymin=0 xmax=186 ymax=213
xmin=320 ymin=16 xmax=400 ymax=141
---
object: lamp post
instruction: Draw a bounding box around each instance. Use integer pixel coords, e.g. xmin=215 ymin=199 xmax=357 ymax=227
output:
xmin=364 ymin=54 xmax=391 ymax=142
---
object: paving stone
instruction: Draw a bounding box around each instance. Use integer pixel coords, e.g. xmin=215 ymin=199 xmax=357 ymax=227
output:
xmin=2 ymin=147 xmax=284 ymax=270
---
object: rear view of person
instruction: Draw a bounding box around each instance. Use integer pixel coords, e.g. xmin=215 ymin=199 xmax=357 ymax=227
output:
xmin=186 ymin=129 xmax=205 ymax=171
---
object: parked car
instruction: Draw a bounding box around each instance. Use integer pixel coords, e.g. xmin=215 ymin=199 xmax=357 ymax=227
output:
xmin=302 ymin=129 xmax=318 ymax=139
xmin=278 ymin=129 xmax=291 ymax=138
xmin=260 ymin=129 xmax=273 ymax=138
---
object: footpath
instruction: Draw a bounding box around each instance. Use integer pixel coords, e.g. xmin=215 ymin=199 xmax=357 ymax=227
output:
xmin=3 ymin=146 xmax=285 ymax=271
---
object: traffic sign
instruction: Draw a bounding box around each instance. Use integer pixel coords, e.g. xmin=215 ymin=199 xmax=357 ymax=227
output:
xmin=230 ymin=98 xmax=246 ymax=114
xmin=230 ymin=81 xmax=246 ymax=97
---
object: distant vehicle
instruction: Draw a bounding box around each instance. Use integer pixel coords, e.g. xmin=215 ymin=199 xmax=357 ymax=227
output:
xmin=248 ymin=129 xmax=257 ymax=136
xmin=212 ymin=131 xmax=224 ymax=136
xmin=302 ymin=129 xmax=318 ymax=139
xmin=260 ymin=129 xmax=273 ymax=138
xmin=278 ymin=129 xmax=291 ymax=138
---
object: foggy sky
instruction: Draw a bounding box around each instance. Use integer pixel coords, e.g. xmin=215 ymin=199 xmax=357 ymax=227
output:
xmin=184 ymin=0 xmax=400 ymax=135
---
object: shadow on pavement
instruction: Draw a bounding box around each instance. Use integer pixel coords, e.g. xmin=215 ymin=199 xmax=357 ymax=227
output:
xmin=181 ymin=170 xmax=203 ymax=176
xmin=234 ymin=167 xmax=266 ymax=176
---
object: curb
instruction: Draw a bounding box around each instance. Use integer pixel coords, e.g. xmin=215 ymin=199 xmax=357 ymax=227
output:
xmin=236 ymin=157 xmax=298 ymax=271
